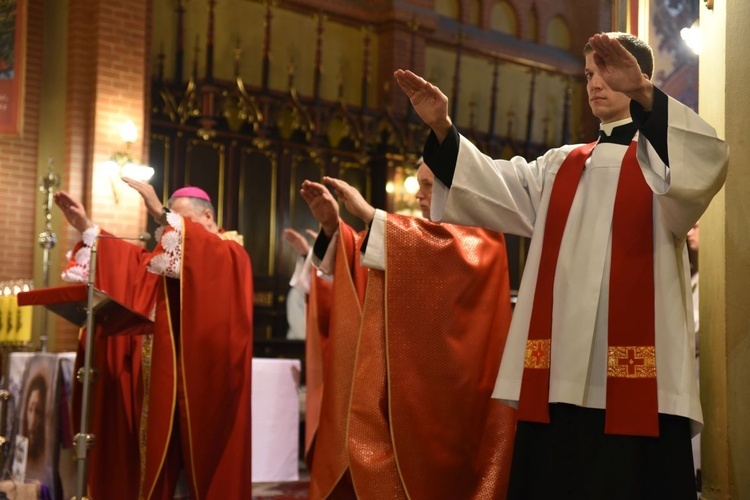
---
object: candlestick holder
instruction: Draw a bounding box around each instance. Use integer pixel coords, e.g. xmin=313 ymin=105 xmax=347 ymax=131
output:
xmin=38 ymin=157 xmax=60 ymax=352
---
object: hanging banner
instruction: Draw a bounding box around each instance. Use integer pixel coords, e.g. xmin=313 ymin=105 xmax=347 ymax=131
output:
xmin=0 ymin=0 xmax=25 ymax=137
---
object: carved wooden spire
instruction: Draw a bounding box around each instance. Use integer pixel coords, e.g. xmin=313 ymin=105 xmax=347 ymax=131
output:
xmin=488 ymin=57 xmax=500 ymax=139
xmin=562 ymin=76 xmax=573 ymax=144
xmin=524 ymin=68 xmax=538 ymax=156
xmin=450 ymin=31 xmax=464 ymax=121
xmin=313 ymin=12 xmax=325 ymax=102
xmin=174 ymin=0 xmax=186 ymax=82
xmin=406 ymin=17 xmax=419 ymax=122
xmin=261 ymin=0 xmax=272 ymax=91
xmin=205 ymin=0 xmax=216 ymax=80
xmin=233 ymin=37 xmax=242 ymax=78
xmin=157 ymin=42 xmax=166 ymax=82
xmin=360 ymin=26 xmax=371 ymax=112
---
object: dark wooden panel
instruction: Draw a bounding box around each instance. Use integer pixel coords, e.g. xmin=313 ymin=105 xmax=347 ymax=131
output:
xmin=184 ymin=139 xmax=225 ymax=226
xmin=238 ymin=148 xmax=275 ymax=278
xmin=149 ymin=134 xmax=172 ymax=204
xmin=280 ymin=155 xmax=323 ymax=277
xmin=145 ymin=134 xmax=173 ymax=250
xmin=289 ymin=156 xmax=323 ymax=231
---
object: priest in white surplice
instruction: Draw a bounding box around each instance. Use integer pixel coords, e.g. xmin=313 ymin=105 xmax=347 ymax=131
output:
xmin=394 ymin=32 xmax=728 ymax=499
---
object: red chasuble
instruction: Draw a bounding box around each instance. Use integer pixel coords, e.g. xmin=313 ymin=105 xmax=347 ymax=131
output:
xmin=309 ymin=216 xmax=516 ymax=499
xmin=70 ymin=231 xmax=158 ymax=500
xmin=140 ymin=219 xmax=254 ymax=500
xmin=304 ymin=266 xmax=333 ymax=468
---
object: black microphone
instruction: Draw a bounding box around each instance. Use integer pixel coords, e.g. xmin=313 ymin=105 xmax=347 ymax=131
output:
xmin=97 ymin=232 xmax=152 ymax=242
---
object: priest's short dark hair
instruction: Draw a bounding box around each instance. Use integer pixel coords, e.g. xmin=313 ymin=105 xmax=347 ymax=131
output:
xmin=583 ymin=32 xmax=655 ymax=80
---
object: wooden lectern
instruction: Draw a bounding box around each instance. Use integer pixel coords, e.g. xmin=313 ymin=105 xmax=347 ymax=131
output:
xmin=18 ymin=284 xmax=153 ymax=336
xmin=18 ymin=283 xmax=153 ymax=499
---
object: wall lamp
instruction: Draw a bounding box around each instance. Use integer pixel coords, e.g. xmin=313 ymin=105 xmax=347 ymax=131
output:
xmin=103 ymin=120 xmax=154 ymax=202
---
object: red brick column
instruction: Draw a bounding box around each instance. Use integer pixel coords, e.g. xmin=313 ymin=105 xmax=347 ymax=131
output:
xmin=0 ymin=0 xmax=44 ymax=282
xmin=57 ymin=0 xmax=150 ymax=350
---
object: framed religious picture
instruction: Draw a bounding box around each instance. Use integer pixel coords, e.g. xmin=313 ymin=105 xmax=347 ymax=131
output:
xmin=0 ymin=0 xmax=25 ymax=136
xmin=8 ymin=353 xmax=61 ymax=496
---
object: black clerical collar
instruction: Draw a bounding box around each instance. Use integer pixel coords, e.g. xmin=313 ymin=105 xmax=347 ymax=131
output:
xmin=598 ymin=119 xmax=637 ymax=145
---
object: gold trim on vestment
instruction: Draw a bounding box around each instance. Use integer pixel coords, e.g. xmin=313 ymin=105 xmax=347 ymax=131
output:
xmin=179 ymin=223 xmax=201 ymax=499
xmin=142 ymin=242 xmax=180 ymax=499
xmin=524 ymin=339 xmax=551 ymax=369
xmin=219 ymin=230 xmax=244 ymax=246
xmin=607 ymin=346 xmax=656 ymax=378
xmin=323 ymin=229 xmax=364 ymax=499
xmin=138 ymin=330 xmax=153 ymax=499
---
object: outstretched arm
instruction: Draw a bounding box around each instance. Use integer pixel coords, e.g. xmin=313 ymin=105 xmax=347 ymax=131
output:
xmin=322 ymin=176 xmax=375 ymax=226
xmin=53 ymin=191 xmax=95 ymax=233
xmin=393 ymin=69 xmax=453 ymax=143
xmin=300 ymin=180 xmax=340 ymax=237
xmin=587 ymin=33 xmax=654 ymax=111
xmin=121 ymin=177 xmax=165 ymax=223
xmin=283 ymin=228 xmax=312 ymax=257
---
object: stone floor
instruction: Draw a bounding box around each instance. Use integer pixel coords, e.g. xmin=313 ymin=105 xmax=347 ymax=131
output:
xmin=252 ymin=465 xmax=310 ymax=499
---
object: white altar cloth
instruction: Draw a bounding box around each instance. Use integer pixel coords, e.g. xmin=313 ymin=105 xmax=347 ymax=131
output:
xmin=251 ymin=357 xmax=301 ymax=482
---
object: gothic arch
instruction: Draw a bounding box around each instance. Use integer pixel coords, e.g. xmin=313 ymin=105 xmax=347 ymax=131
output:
xmin=545 ymin=15 xmax=571 ymax=51
xmin=435 ymin=0 xmax=460 ymax=20
xmin=528 ymin=5 xmax=539 ymax=43
xmin=468 ymin=0 xmax=481 ymax=26
xmin=489 ymin=1 xmax=518 ymax=37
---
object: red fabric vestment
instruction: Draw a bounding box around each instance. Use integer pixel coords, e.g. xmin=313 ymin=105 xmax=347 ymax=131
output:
xmin=309 ymin=216 xmax=516 ymax=499
xmin=304 ymin=264 xmax=333 ymax=468
xmin=140 ymin=219 xmax=254 ymax=500
xmin=71 ymin=231 xmax=158 ymax=500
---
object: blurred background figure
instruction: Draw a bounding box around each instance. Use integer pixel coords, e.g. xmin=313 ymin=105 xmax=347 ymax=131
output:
xmin=283 ymin=228 xmax=316 ymax=340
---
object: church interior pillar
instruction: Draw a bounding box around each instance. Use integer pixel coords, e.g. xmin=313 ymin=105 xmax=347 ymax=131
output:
xmin=699 ymin=0 xmax=750 ymax=497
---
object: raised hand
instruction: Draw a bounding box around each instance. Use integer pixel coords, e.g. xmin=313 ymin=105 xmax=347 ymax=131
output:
xmin=283 ymin=228 xmax=311 ymax=256
xmin=322 ymin=176 xmax=375 ymax=226
xmin=587 ymin=33 xmax=653 ymax=109
xmin=121 ymin=177 xmax=163 ymax=220
xmin=300 ymin=180 xmax=340 ymax=237
xmin=393 ymin=69 xmax=453 ymax=142
xmin=53 ymin=191 xmax=94 ymax=233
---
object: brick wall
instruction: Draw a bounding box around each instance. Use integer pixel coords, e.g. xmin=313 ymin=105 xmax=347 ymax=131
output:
xmin=0 ymin=0 xmax=43 ymax=283
xmin=54 ymin=0 xmax=150 ymax=351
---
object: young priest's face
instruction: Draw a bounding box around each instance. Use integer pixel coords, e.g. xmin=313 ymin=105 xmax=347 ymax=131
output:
xmin=584 ymin=52 xmax=632 ymax=124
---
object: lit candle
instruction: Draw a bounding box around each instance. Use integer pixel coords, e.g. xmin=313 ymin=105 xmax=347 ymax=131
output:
xmin=17 ymin=282 xmax=33 ymax=343
xmin=8 ymin=283 xmax=20 ymax=343
xmin=0 ymin=285 xmax=11 ymax=343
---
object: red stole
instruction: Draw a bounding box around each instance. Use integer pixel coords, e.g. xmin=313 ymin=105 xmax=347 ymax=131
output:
xmin=516 ymin=141 xmax=659 ymax=437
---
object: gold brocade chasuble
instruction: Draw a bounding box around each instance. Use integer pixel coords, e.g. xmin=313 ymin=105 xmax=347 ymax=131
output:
xmin=305 ymin=263 xmax=333 ymax=465
xmin=309 ymin=216 xmax=516 ymax=499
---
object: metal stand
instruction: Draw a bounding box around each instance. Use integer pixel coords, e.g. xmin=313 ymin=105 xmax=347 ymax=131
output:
xmin=38 ymin=157 xmax=60 ymax=353
xmin=73 ymin=238 xmax=98 ymax=500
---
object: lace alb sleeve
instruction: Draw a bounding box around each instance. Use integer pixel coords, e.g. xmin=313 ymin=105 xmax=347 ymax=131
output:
xmin=60 ymin=226 xmax=100 ymax=283
xmin=147 ymin=212 xmax=183 ymax=279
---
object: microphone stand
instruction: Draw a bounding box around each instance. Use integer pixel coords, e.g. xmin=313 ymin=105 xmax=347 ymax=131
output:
xmin=74 ymin=236 xmax=98 ymax=500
